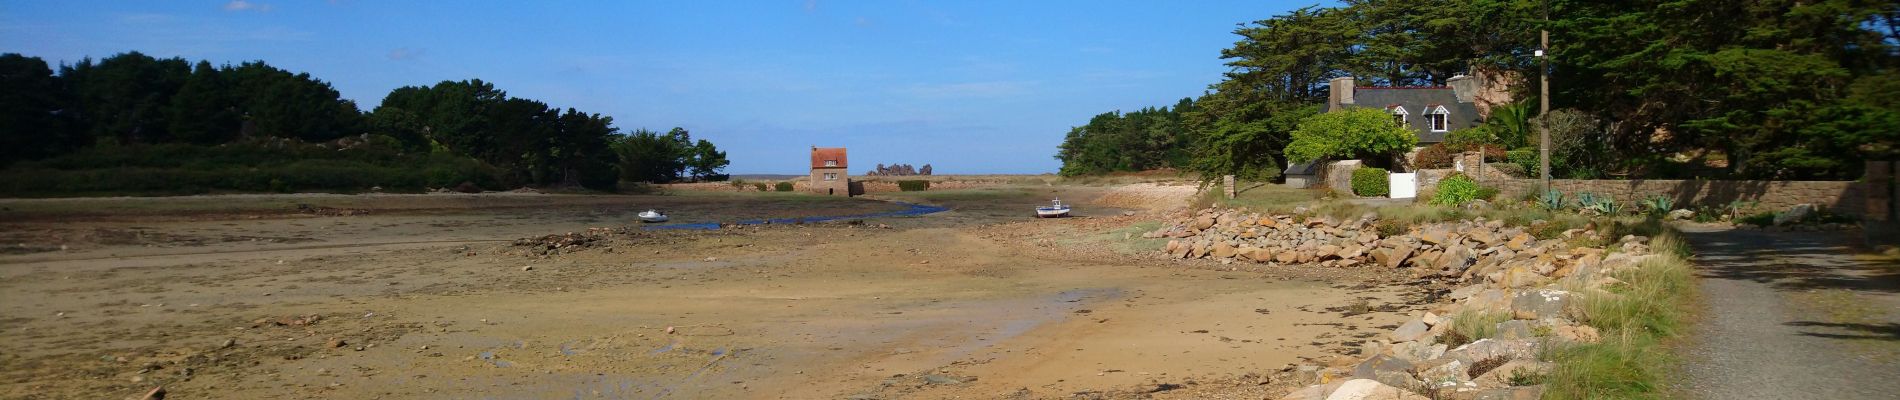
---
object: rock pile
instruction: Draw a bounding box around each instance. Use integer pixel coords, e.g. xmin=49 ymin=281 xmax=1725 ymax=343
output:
xmin=1164 ymin=207 xmax=1669 ymax=399
xmin=1148 ymin=208 xmax=1621 ymax=287
xmin=511 ymin=228 xmax=625 ymax=256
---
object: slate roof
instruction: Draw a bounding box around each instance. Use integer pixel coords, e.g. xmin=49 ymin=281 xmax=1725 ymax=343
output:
xmin=1328 ymin=87 xmax=1482 ymax=143
xmin=810 ymin=147 xmax=848 ymax=169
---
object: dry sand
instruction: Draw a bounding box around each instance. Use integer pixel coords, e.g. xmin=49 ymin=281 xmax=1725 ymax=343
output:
xmin=0 ymin=186 xmax=1428 ymax=399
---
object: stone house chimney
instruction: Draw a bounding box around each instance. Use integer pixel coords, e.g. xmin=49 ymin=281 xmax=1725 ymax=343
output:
xmin=1447 ymin=75 xmax=1478 ymax=103
xmin=1328 ymin=76 xmax=1356 ymax=108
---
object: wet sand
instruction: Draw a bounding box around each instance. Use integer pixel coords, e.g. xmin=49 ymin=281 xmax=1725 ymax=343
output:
xmin=0 ymin=187 xmax=1424 ymax=399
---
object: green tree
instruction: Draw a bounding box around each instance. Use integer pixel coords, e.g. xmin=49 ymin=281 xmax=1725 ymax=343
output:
xmin=165 ymin=61 xmax=241 ymax=144
xmin=1285 ymin=108 xmax=1418 ymax=164
xmin=0 ymin=53 xmax=82 ymax=165
xmin=686 ymin=139 xmax=729 ymax=181
xmin=59 ymin=51 xmax=191 ymax=143
xmin=612 ymin=128 xmax=689 ymax=183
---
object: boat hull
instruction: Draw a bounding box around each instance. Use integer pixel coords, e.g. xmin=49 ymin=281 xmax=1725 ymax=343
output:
xmin=1035 ymin=208 xmax=1070 ymax=218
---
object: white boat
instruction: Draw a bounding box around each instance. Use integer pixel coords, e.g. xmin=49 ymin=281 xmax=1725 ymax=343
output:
xmin=638 ymin=209 xmax=669 ymax=223
xmin=1035 ymin=198 xmax=1071 ymax=218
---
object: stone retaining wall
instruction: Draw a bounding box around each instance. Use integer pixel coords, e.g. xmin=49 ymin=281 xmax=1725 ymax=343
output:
xmin=1485 ymin=178 xmax=1867 ymax=216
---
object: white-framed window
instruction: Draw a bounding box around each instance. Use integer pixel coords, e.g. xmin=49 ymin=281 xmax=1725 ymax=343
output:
xmin=824 ymin=160 xmax=838 ymax=167
xmin=1425 ymin=106 xmax=1449 ymax=132
xmin=1389 ymin=106 xmax=1409 ymax=127
xmin=824 ymin=173 xmax=838 ymax=181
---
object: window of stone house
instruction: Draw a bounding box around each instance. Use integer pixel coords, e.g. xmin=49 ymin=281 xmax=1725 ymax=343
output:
xmin=824 ymin=173 xmax=838 ymax=181
xmin=824 ymin=160 xmax=837 ymax=167
xmin=1426 ymin=106 xmax=1448 ymax=132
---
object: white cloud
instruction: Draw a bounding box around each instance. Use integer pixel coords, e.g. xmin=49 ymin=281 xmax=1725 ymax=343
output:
xmin=224 ymin=0 xmax=272 ymax=12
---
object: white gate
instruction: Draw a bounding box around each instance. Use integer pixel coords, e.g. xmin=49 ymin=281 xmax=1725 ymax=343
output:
xmin=1389 ymin=173 xmax=1418 ymax=199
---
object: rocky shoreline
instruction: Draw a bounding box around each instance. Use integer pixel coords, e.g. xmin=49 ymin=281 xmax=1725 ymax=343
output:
xmin=1149 ymin=207 xmax=1666 ymax=399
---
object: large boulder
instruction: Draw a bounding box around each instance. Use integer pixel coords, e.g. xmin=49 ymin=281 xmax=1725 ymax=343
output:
xmin=1448 ymin=385 xmax=1545 ymax=400
xmin=1509 ymin=289 xmax=1573 ymax=320
xmin=1352 ymin=355 xmax=1421 ymax=390
xmin=1384 ymin=242 xmax=1419 ymax=269
xmin=1212 ymin=242 xmax=1236 ymax=258
xmin=1414 ymin=358 xmax=1478 ymax=393
xmin=1192 ymin=216 xmax=1217 ymax=230
xmin=1445 ymin=339 xmax=1540 ymax=364
xmin=1774 ymin=203 xmax=1814 ymax=225
xmin=1324 ymin=378 xmax=1426 ymax=400
xmin=1389 ymin=319 xmax=1432 ymax=342
xmin=1472 ymin=359 xmax=1553 ymax=389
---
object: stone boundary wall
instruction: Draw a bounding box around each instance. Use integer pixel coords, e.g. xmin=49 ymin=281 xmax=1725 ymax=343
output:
xmin=1486 ymin=178 xmax=1867 ymax=216
xmin=658 ymin=182 xmax=763 ymax=192
xmin=664 ymin=179 xmax=1008 ymax=194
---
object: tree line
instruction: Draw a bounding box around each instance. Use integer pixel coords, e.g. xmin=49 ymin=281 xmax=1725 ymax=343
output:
xmin=1057 ymin=0 xmax=1899 ymax=181
xmin=0 ymin=51 xmax=727 ymax=194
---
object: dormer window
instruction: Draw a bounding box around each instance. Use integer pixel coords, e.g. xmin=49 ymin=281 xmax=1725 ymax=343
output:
xmin=824 ymin=160 xmax=838 ymax=167
xmin=1388 ymin=106 xmax=1408 ymax=127
xmin=1424 ymin=105 xmax=1449 ymax=132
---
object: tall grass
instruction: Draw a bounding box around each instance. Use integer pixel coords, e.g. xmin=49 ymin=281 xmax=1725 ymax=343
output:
xmin=1541 ymin=228 xmax=1695 ymax=399
xmin=1440 ymin=311 xmax=1512 ymax=347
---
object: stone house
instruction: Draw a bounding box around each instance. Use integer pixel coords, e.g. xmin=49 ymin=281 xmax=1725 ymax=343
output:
xmin=1325 ymin=75 xmax=1495 ymax=144
xmin=809 ymin=146 xmax=850 ymax=196
xmin=1286 ymin=74 xmax=1512 ymax=189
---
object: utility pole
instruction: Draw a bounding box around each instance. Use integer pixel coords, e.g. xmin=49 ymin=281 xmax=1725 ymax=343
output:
xmin=1538 ymin=0 xmax=1551 ymax=191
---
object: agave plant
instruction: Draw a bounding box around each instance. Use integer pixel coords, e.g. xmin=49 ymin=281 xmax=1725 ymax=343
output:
xmin=1589 ymin=197 xmax=1622 ymax=215
xmin=1575 ymin=192 xmax=1600 ymax=211
xmin=1538 ymin=189 xmax=1567 ymax=210
xmin=1641 ymin=195 xmax=1674 ymax=216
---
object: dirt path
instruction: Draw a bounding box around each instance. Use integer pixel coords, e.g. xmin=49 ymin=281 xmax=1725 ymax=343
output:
xmin=1676 ymin=225 xmax=1900 ymax=399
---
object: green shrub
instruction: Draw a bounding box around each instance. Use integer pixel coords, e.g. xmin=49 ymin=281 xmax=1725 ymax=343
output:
xmin=1431 ymin=173 xmax=1481 ymax=205
xmin=1475 ymin=186 xmax=1500 ymax=201
xmin=1351 ymin=167 xmax=1389 ymax=197
xmin=753 ymin=182 xmax=768 ymax=191
xmin=1508 ymin=148 xmax=1539 ymax=177
xmin=774 ymin=181 xmax=795 ymax=192
xmin=1738 ymin=212 xmax=1776 ymax=227
xmin=897 ymin=180 xmax=930 ymax=191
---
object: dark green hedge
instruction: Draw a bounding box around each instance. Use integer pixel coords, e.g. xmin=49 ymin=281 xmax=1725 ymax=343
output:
xmin=1351 ymin=167 xmax=1389 ymax=197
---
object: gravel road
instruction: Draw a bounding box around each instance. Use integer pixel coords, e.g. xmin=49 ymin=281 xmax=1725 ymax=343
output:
xmin=1676 ymin=225 xmax=1900 ymax=400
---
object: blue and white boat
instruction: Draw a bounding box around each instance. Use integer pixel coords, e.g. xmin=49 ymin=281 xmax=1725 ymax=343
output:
xmin=1035 ymin=198 xmax=1071 ymax=218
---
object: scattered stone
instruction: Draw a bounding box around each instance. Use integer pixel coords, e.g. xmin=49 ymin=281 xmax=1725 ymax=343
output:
xmin=1324 ymin=378 xmax=1418 ymax=400
xmin=520 ymin=265 xmax=534 ymax=271
xmin=921 ymin=374 xmax=963 ymax=385
xmin=1389 ymin=319 xmax=1431 ymax=342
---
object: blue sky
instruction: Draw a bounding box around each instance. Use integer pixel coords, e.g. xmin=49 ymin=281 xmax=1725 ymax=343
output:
xmin=1 ymin=1 xmax=1323 ymax=174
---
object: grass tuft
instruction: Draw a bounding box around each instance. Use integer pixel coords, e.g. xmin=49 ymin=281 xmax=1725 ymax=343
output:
xmin=1541 ymin=226 xmax=1695 ymax=399
xmin=1440 ymin=310 xmax=1511 ymax=348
